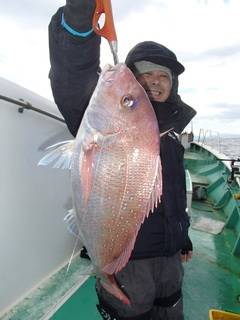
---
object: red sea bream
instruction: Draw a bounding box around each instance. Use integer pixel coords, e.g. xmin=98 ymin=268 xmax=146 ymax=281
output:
xmin=40 ymin=63 xmax=162 ymax=304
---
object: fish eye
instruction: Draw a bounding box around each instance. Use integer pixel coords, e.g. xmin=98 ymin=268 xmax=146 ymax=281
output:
xmin=121 ymin=95 xmax=136 ymax=108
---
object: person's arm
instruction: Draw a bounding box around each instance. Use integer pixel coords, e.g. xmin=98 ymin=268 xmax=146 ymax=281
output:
xmin=181 ymin=185 xmax=193 ymax=263
xmin=48 ymin=0 xmax=101 ymax=137
xmin=178 ymin=138 xmax=193 ymax=263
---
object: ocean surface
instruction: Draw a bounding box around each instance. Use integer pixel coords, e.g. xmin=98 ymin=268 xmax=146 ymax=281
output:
xmin=195 ymin=136 xmax=240 ymax=159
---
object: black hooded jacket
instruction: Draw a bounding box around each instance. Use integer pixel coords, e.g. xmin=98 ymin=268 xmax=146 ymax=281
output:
xmin=49 ymin=9 xmax=196 ymax=258
xmin=125 ymin=42 xmax=196 ymax=258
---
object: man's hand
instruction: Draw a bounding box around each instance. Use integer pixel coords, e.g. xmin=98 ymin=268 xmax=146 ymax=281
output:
xmin=64 ymin=0 xmax=96 ymax=31
xmin=181 ymin=236 xmax=193 ymax=263
xmin=181 ymin=251 xmax=193 ymax=263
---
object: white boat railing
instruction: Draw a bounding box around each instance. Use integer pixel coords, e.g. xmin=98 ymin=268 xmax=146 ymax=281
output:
xmin=197 ymin=128 xmax=222 ymax=153
xmin=0 ymin=94 xmax=65 ymax=123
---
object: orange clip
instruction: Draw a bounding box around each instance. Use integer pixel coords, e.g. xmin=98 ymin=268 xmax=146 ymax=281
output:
xmin=92 ymin=0 xmax=117 ymax=42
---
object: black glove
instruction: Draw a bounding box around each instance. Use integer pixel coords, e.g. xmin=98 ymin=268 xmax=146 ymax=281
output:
xmin=64 ymin=0 xmax=96 ymax=31
xmin=181 ymin=236 xmax=193 ymax=255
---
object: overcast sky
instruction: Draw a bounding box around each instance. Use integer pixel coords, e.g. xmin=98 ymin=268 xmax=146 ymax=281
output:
xmin=0 ymin=0 xmax=240 ymax=136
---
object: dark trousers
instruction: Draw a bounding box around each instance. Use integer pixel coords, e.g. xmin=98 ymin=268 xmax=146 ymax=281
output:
xmin=96 ymin=252 xmax=184 ymax=320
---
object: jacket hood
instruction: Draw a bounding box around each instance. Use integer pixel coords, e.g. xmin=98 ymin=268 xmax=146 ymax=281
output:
xmin=125 ymin=41 xmax=185 ymax=76
xmin=125 ymin=41 xmax=197 ymax=134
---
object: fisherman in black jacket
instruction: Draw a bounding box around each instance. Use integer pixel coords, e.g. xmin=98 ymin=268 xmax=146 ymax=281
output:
xmin=49 ymin=1 xmax=196 ymax=319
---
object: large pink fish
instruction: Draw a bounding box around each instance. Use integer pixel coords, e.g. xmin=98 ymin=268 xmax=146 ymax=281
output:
xmin=72 ymin=63 xmax=162 ymax=302
xmin=40 ymin=63 xmax=162 ymax=304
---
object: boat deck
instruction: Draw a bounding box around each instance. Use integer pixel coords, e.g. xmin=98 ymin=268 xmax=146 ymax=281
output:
xmin=184 ymin=201 xmax=240 ymax=319
xmin=51 ymin=208 xmax=240 ymax=320
xmin=51 ymin=143 xmax=240 ymax=319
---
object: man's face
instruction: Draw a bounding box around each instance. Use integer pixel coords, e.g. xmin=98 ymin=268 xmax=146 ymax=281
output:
xmin=136 ymin=70 xmax=172 ymax=102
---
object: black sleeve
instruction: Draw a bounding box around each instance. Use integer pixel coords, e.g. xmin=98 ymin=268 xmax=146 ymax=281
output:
xmin=48 ymin=7 xmax=101 ymax=137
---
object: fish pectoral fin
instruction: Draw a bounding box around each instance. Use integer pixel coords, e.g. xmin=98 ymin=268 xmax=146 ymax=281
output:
xmin=38 ymin=140 xmax=75 ymax=169
xmin=101 ymin=274 xmax=131 ymax=305
xmin=81 ymin=142 xmax=101 ymax=207
xmin=147 ymin=156 xmax=162 ymax=215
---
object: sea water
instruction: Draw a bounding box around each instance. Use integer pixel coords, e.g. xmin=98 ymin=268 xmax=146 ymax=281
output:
xmin=197 ymin=135 xmax=240 ymax=159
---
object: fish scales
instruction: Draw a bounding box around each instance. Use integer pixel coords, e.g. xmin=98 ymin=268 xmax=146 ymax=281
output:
xmin=71 ymin=63 xmax=162 ymax=275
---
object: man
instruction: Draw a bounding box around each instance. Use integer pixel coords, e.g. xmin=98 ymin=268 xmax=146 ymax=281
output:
xmin=49 ymin=1 xmax=196 ymax=319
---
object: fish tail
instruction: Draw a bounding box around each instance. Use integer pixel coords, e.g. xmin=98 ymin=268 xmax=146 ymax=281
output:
xmin=100 ymin=274 xmax=131 ymax=305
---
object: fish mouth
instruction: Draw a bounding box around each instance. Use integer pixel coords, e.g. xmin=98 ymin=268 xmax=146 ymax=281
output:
xmin=101 ymin=65 xmax=117 ymax=84
xmin=100 ymin=63 xmax=127 ymax=84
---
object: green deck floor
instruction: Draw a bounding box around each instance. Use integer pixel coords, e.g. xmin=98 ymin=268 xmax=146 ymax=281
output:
xmin=51 ymin=213 xmax=240 ymax=320
xmin=184 ymin=202 xmax=240 ymax=319
xmin=51 ymin=277 xmax=101 ymax=320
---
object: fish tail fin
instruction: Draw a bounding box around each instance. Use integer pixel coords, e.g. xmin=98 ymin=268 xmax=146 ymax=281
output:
xmin=38 ymin=140 xmax=75 ymax=169
xmin=100 ymin=274 xmax=131 ymax=305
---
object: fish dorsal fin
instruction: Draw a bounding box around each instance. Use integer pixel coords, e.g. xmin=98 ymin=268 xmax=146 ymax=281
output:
xmin=102 ymin=156 xmax=162 ymax=274
xmin=38 ymin=140 xmax=75 ymax=169
xmin=160 ymin=128 xmax=174 ymax=138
